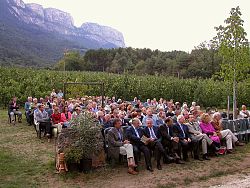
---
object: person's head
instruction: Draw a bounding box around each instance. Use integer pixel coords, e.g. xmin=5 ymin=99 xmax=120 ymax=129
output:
xmin=141 ymin=107 xmax=147 ymax=114
xmin=242 ymin=105 xmax=247 ymax=111
xmin=54 ymin=106 xmax=59 ymax=113
xmin=201 ymin=113 xmax=211 ymax=124
xmin=131 ymin=111 xmax=137 ymax=118
xmin=182 ymin=110 xmax=189 ymax=119
xmin=92 ymin=102 xmax=97 ymax=108
xmin=63 ymin=106 xmax=68 ymax=113
xmin=212 ymin=112 xmax=221 ymax=122
xmin=27 ymin=97 xmax=32 ymax=102
xmin=136 ymin=109 xmax=142 ymax=116
xmin=113 ymin=118 xmax=122 ymax=129
xmin=158 ymin=111 xmax=166 ymax=119
xmin=175 ymin=110 xmax=181 ymax=116
xmin=33 ymin=98 xmax=38 ymax=104
xmin=97 ymin=111 xmax=104 ymax=118
xmin=177 ymin=115 xmax=185 ymax=124
xmin=146 ymin=118 xmax=153 ymax=128
xmin=132 ymin=118 xmax=140 ymax=128
xmin=52 ymin=103 xmax=57 ymax=109
xmin=13 ymin=96 xmax=17 ymax=102
xmin=75 ymin=107 xmax=81 ymax=114
xmin=38 ymin=104 xmax=45 ymax=111
xmin=188 ymin=114 xmax=195 ymax=122
xmin=118 ymin=111 xmax=126 ymax=119
xmin=146 ymin=108 xmax=153 ymax=116
xmin=165 ymin=117 xmax=173 ymax=126
xmin=104 ymin=114 xmax=111 ymax=121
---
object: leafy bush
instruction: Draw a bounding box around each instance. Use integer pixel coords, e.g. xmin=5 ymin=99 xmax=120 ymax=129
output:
xmin=64 ymin=112 xmax=103 ymax=163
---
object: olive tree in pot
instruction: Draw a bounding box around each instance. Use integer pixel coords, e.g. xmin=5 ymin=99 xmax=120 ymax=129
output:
xmin=64 ymin=112 xmax=103 ymax=173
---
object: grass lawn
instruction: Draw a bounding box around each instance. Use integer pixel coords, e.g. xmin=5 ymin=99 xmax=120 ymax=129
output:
xmin=1 ymin=109 xmax=250 ymax=188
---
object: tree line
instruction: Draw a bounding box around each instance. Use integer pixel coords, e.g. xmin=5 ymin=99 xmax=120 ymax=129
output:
xmin=55 ymin=46 xmax=222 ymax=79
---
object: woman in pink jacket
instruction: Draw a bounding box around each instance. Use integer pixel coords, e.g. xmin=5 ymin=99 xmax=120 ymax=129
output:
xmin=199 ymin=113 xmax=221 ymax=150
xmin=61 ymin=106 xmax=72 ymax=127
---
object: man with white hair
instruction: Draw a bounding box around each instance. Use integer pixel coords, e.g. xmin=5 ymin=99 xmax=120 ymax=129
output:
xmin=126 ymin=118 xmax=153 ymax=172
xmin=186 ymin=114 xmax=213 ymax=160
xmin=173 ymin=115 xmax=197 ymax=161
xmin=211 ymin=112 xmax=244 ymax=153
xmin=239 ymin=105 xmax=250 ymax=118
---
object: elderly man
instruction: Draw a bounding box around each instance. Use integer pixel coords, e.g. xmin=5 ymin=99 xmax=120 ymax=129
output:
xmin=142 ymin=118 xmax=174 ymax=170
xmin=126 ymin=118 xmax=153 ymax=172
xmin=107 ymin=118 xmax=137 ymax=175
xmin=34 ymin=104 xmax=52 ymax=139
xmin=186 ymin=114 xmax=213 ymax=160
xmin=173 ymin=115 xmax=198 ymax=161
xmin=212 ymin=112 xmax=244 ymax=153
xmin=142 ymin=108 xmax=158 ymax=127
xmin=239 ymin=105 xmax=250 ymax=118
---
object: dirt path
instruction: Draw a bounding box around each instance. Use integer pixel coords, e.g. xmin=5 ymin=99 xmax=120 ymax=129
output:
xmin=1 ymin=110 xmax=250 ymax=188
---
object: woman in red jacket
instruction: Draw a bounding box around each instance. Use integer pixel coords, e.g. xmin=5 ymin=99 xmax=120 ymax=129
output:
xmin=51 ymin=106 xmax=63 ymax=137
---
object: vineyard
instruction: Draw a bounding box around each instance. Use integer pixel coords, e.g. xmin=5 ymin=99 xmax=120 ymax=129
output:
xmin=0 ymin=67 xmax=250 ymax=108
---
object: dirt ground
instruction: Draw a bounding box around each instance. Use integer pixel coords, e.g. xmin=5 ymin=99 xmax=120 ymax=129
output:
xmin=1 ymin=110 xmax=250 ymax=188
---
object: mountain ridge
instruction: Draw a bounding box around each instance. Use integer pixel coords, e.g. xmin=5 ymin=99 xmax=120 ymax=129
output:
xmin=0 ymin=0 xmax=125 ymax=67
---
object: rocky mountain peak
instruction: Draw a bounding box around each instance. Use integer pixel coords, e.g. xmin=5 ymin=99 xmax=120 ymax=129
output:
xmin=3 ymin=0 xmax=125 ymax=48
xmin=44 ymin=8 xmax=74 ymax=28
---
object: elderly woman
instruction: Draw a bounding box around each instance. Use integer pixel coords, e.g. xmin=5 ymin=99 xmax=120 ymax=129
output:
xmin=51 ymin=106 xmax=63 ymax=137
xmin=199 ymin=113 xmax=221 ymax=150
xmin=211 ymin=112 xmax=244 ymax=152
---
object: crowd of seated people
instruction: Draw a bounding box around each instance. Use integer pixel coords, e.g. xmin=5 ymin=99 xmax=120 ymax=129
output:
xmin=12 ymin=90 xmax=247 ymax=175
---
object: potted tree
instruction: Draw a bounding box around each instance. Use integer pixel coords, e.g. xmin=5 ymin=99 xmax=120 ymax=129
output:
xmin=58 ymin=112 xmax=103 ymax=173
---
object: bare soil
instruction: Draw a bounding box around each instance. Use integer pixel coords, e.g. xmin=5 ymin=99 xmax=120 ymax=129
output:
xmin=1 ymin=110 xmax=250 ymax=188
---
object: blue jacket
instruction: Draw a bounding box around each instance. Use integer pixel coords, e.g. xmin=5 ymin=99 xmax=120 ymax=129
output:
xmin=173 ymin=123 xmax=190 ymax=140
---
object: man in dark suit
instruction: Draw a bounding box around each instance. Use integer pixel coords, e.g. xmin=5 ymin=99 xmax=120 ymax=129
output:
xmin=158 ymin=117 xmax=184 ymax=164
xmin=126 ymin=118 xmax=153 ymax=172
xmin=142 ymin=118 xmax=174 ymax=170
xmin=173 ymin=115 xmax=199 ymax=161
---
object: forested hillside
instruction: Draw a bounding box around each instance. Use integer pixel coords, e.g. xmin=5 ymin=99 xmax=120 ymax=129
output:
xmin=55 ymin=46 xmax=222 ymax=79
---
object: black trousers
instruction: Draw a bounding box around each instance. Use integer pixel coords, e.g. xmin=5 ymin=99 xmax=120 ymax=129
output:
xmin=179 ymin=140 xmax=191 ymax=160
xmin=162 ymin=140 xmax=181 ymax=159
xmin=39 ymin=122 xmax=52 ymax=135
xmin=147 ymin=140 xmax=166 ymax=165
xmin=133 ymin=144 xmax=152 ymax=168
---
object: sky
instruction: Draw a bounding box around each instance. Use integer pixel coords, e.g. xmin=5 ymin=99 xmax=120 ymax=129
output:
xmin=22 ymin=0 xmax=250 ymax=52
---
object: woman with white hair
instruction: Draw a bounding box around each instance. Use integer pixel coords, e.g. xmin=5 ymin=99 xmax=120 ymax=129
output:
xmin=211 ymin=112 xmax=244 ymax=153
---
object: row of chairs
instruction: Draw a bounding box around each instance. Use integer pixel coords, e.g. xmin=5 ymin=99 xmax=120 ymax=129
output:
xmin=221 ymin=118 xmax=250 ymax=142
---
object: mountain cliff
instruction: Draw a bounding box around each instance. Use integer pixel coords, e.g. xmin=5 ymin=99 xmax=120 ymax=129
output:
xmin=0 ymin=0 xmax=125 ymax=66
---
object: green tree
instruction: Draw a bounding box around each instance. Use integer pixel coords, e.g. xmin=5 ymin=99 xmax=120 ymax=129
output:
xmin=212 ymin=6 xmax=250 ymax=119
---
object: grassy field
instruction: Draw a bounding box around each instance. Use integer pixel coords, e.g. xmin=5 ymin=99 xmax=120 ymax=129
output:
xmin=1 ymin=109 xmax=250 ymax=188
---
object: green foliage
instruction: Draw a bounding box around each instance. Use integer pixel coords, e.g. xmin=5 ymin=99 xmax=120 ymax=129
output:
xmin=54 ymin=47 xmax=222 ymax=79
xmin=0 ymin=67 xmax=250 ymax=108
xmin=64 ymin=113 xmax=103 ymax=163
xmin=212 ymin=6 xmax=250 ymax=82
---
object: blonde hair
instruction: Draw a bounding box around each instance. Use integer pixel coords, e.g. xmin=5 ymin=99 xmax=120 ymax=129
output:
xmin=200 ymin=113 xmax=211 ymax=123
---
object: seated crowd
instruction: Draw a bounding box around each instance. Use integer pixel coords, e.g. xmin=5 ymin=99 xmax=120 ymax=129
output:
xmin=8 ymin=91 xmax=248 ymax=175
